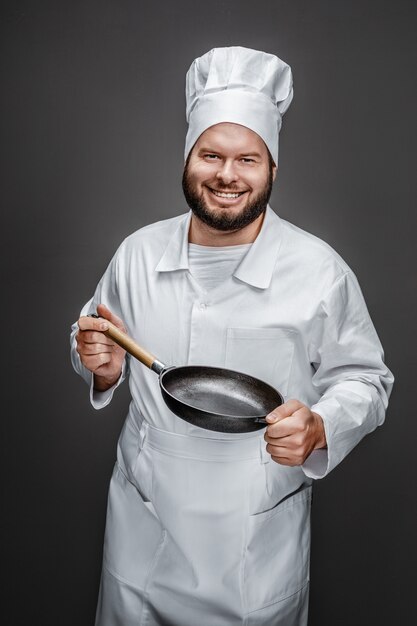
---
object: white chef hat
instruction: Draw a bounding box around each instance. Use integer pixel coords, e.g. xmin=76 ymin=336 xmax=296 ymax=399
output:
xmin=184 ymin=46 xmax=293 ymax=164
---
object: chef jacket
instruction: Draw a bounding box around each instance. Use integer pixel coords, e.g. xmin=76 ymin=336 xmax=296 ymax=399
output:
xmin=71 ymin=205 xmax=393 ymax=479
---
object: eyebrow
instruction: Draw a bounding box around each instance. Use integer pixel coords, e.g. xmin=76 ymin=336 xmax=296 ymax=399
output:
xmin=197 ymin=147 xmax=263 ymax=158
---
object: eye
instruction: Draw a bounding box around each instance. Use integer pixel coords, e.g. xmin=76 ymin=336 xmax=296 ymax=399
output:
xmin=204 ymin=153 xmax=220 ymax=160
xmin=240 ymin=157 xmax=255 ymax=163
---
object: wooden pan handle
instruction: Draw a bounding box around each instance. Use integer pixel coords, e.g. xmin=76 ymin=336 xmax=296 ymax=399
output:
xmin=89 ymin=315 xmax=163 ymax=372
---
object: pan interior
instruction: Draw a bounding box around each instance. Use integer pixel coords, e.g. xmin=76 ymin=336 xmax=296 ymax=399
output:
xmin=162 ymin=366 xmax=282 ymax=418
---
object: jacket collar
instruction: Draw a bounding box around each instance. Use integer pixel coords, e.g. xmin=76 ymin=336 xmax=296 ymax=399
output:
xmin=155 ymin=206 xmax=283 ymax=290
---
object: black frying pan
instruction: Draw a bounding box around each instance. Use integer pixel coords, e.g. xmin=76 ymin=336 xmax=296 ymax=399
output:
xmin=90 ymin=315 xmax=283 ymax=433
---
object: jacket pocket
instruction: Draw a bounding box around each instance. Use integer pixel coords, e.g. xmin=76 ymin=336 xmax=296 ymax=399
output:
xmin=117 ymin=416 xmax=153 ymax=503
xmin=225 ymin=327 xmax=296 ymax=398
xmin=243 ymin=485 xmax=312 ymax=613
xmin=103 ymin=463 xmax=164 ymax=589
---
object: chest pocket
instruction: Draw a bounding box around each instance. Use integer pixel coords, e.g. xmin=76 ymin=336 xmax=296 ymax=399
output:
xmin=225 ymin=327 xmax=296 ymax=399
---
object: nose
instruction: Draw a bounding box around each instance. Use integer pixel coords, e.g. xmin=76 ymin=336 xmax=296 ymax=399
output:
xmin=216 ymin=160 xmax=238 ymax=185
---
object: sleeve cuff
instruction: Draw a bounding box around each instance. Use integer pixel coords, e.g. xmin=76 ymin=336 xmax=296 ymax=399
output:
xmin=302 ymin=448 xmax=329 ymax=479
xmin=89 ymin=360 xmax=127 ymax=410
xmin=301 ymin=405 xmax=331 ymax=479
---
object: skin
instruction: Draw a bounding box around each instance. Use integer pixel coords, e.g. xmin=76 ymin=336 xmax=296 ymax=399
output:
xmin=265 ymin=400 xmax=327 ymax=466
xmin=76 ymin=122 xmax=327 ymax=466
xmin=184 ymin=123 xmax=275 ymax=245
xmin=76 ymin=304 xmax=126 ymax=392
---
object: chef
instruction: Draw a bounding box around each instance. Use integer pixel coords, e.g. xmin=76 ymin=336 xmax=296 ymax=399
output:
xmin=71 ymin=46 xmax=394 ymax=625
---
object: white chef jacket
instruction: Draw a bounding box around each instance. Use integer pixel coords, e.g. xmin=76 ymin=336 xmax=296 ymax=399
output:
xmin=71 ymin=206 xmax=393 ymax=480
xmin=71 ymin=206 xmax=393 ymax=625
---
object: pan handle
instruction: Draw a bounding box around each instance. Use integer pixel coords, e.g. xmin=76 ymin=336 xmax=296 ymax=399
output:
xmin=88 ymin=314 xmax=165 ymax=374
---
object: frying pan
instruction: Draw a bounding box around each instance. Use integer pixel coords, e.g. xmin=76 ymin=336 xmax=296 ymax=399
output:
xmin=89 ymin=315 xmax=283 ymax=433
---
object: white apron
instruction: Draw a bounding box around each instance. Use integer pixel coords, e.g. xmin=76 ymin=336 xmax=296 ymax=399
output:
xmin=95 ymin=412 xmax=312 ymax=626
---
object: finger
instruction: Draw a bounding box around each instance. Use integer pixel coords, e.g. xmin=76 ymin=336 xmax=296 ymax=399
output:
xmin=267 ymin=444 xmax=305 ymax=467
xmin=79 ymin=343 xmax=114 ymax=356
xmin=265 ymin=431 xmax=307 ymax=451
xmin=265 ymin=415 xmax=308 ymax=445
xmin=266 ymin=406 xmax=311 ymax=439
xmin=77 ymin=330 xmax=115 ymax=346
xmin=81 ymin=352 xmax=112 ymax=372
xmin=264 ymin=429 xmax=294 ymax=445
xmin=265 ymin=398 xmax=305 ymax=424
xmin=96 ymin=304 xmax=126 ymax=331
xmin=270 ymin=455 xmax=299 ymax=467
xmin=265 ymin=445 xmax=292 ymax=464
xmin=78 ymin=315 xmax=109 ymax=332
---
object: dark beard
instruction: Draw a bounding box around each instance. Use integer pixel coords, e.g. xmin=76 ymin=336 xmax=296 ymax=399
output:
xmin=182 ymin=162 xmax=273 ymax=232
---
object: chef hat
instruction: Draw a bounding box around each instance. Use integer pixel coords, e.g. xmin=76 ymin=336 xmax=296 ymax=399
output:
xmin=184 ymin=46 xmax=293 ymax=164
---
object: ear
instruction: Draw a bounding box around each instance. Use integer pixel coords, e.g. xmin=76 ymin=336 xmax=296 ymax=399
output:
xmin=272 ymin=165 xmax=278 ymax=181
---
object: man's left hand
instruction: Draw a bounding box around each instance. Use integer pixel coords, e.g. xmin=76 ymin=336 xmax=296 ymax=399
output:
xmin=264 ymin=399 xmax=327 ymax=466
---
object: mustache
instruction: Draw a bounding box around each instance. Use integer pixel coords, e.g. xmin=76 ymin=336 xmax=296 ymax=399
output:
xmin=209 ymin=182 xmax=242 ymax=190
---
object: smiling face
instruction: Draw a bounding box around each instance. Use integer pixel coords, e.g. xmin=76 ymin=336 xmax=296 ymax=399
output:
xmin=182 ymin=123 xmax=276 ymax=245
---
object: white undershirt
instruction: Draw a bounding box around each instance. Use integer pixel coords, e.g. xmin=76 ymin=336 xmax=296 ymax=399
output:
xmin=188 ymin=243 xmax=252 ymax=292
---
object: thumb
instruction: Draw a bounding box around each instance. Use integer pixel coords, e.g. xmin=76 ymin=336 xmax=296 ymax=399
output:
xmin=266 ymin=405 xmax=287 ymax=424
xmin=96 ymin=303 xmax=126 ymax=331
xmin=266 ymin=399 xmax=305 ymax=424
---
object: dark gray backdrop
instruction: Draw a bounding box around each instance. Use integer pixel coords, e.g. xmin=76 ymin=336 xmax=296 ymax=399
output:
xmin=2 ymin=1 xmax=416 ymax=624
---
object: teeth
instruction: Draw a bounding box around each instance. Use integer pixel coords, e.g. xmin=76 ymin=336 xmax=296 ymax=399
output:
xmin=211 ymin=189 xmax=243 ymax=198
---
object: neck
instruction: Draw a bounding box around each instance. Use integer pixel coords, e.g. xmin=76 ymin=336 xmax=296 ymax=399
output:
xmin=188 ymin=212 xmax=265 ymax=246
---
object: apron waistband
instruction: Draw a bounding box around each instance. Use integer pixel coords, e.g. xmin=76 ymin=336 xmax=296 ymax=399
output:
xmin=140 ymin=421 xmax=270 ymax=462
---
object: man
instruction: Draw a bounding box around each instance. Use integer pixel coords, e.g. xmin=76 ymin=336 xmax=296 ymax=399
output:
xmin=71 ymin=47 xmax=393 ymax=625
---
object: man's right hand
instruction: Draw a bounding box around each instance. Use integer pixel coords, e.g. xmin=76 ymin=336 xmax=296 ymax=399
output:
xmin=76 ymin=303 xmax=127 ymax=391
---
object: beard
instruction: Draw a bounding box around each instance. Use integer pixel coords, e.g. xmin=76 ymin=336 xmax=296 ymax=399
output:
xmin=182 ymin=162 xmax=274 ymax=232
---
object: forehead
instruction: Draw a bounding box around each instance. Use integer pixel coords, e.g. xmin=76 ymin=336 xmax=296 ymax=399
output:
xmin=193 ymin=122 xmax=268 ymax=156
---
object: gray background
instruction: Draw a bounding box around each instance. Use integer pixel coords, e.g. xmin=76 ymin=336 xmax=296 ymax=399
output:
xmin=2 ymin=0 xmax=416 ymax=624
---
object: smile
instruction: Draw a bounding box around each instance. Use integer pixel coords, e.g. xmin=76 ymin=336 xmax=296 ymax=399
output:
xmin=209 ymin=188 xmax=246 ymax=199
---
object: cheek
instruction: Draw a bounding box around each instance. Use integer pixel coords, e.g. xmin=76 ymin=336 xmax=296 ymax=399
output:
xmin=246 ymin=174 xmax=268 ymax=192
xmin=199 ymin=165 xmax=220 ymax=180
xmin=189 ymin=168 xmax=214 ymax=188
xmin=239 ymin=164 xmax=270 ymax=187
